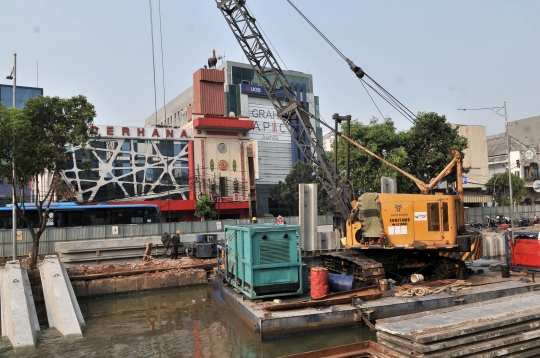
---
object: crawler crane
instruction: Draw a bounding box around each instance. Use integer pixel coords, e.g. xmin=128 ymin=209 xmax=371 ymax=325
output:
xmin=216 ymin=0 xmax=482 ymax=285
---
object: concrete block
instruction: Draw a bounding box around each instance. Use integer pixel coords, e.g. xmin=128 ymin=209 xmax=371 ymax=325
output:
xmin=39 ymin=255 xmax=85 ymax=339
xmin=0 ymin=261 xmax=40 ymax=351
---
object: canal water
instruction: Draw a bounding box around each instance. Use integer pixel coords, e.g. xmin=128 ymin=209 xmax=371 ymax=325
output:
xmin=0 ymin=285 xmax=375 ymax=357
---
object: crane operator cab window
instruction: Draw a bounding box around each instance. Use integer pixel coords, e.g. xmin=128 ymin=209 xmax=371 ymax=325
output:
xmin=427 ymin=202 xmax=450 ymax=232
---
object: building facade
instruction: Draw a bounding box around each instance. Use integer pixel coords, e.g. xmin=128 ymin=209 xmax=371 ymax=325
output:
xmin=145 ymin=61 xmax=322 ymax=216
xmin=0 ymin=84 xmax=43 ymax=204
xmin=0 ymin=84 xmax=43 ymax=109
xmin=48 ymin=69 xmax=255 ymax=221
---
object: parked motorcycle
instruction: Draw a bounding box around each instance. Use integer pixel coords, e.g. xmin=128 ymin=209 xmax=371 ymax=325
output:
xmin=495 ymin=215 xmax=511 ymax=225
xmin=466 ymin=219 xmax=482 ymax=229
xmin=517 ymin=215 xmax=531 ymax=227
xmin=485 ymin=216 xmax=498 ymax=228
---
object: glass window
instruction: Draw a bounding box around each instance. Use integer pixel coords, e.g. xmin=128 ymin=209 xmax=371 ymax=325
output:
xmin=94 ymin=150 xmax=113 ymax=163
xmin=172 ymin=168 xmax=188 ymax=185
xmin=147 ymin=156 xmax=162 ymax=165
xmin=113 ymin=153 xmax=131 ymax=167
xmin=121 ymin=140 xmax=131 ymax=151
xmin=134 ymin=140 xmax=147 ymax=154
xmin=145 ymin=168 xmax=163 ymax=183
xmin=442 ymin=203 xmax=449 ymax=231
xmin=135 ymin=154 xmax=145 ymax=167
xmin=427 ymin=203 xmax=440 ymax=232
xmin=531 ymin=163 xmax=538 ymax=179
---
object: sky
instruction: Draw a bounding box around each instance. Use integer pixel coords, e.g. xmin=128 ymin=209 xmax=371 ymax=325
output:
xmin=2 ymin=0 xmax=540 ymax=136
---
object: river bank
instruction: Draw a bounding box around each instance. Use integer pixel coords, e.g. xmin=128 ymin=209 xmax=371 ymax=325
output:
xmin=26 ymin=257 xmax=216 ymax=302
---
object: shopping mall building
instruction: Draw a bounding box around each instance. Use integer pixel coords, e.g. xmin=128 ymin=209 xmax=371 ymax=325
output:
xmin=144 ymin=61 xmax=323 ymax=216
xmin=42 ymin=61 xmax=321 ymax=221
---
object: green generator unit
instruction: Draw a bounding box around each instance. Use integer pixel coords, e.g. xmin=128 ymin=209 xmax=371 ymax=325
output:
xmin=223 ymin=224 xmax=302 ymax=299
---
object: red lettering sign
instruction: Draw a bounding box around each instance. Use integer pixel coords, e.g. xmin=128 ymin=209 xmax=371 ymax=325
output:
xmin=107 ymin=126 xmax=114 ymax=135
xmin=137 ymin=128 xmax=145 ymax=136
xmin=122 ymin=127 xmax=130 ymax=136
xmin=180 ymin=130 xmax=188 ymax=138
xmin=166 ymin=129 xmax=174 ymax=138
xmin=152 ymin=128 xmax=160 ymax=137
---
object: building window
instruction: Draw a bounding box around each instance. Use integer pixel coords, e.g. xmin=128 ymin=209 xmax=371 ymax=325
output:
xmin=532 ymin=163 xmax=539 ymax=180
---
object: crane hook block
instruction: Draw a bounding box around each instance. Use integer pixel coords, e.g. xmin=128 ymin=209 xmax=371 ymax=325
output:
xmin=346 ymin=58 xmax=365 ymax=79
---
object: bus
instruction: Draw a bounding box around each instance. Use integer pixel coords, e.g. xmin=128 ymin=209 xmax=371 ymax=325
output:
xmin=0 ymin=202 xmax=161 ymax=229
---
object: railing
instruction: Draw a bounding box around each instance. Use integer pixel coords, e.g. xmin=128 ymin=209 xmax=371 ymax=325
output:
xmin=0 ymin=215 xmax=334 ymax=259
xmin=465 ymin=205 xmax=540 ymax=226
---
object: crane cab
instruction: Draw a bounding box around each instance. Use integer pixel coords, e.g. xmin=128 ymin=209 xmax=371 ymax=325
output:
xmin=378 ymin=193 xmax=458 ymax=248
xmin=346 ymin=193 xmax=460 ymax=249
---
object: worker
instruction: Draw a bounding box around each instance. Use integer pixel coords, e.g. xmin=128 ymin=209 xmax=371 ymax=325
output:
xmin=171 ymin=230 xmax=181 ymax=259
xmin=251 ymin=217 xmax=258 ymax=224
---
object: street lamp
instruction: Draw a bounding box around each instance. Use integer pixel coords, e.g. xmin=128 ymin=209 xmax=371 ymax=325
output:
xmin=6 ymin=53 xmax=17 ymax=260
xmin=457 ymin=102 xmax=514 ymax=232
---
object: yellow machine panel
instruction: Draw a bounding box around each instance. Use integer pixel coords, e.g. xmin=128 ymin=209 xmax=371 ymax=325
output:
xmin=379 ymin=193 xmax=458 ymax=248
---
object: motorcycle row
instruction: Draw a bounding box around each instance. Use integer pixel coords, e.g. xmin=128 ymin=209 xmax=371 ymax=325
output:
xmin=476 ymin=214 xmax=540 ymax=229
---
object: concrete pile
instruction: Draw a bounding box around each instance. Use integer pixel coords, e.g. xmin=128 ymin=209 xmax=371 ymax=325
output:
xmin=376 ymin=291 xmax=540 ymax=357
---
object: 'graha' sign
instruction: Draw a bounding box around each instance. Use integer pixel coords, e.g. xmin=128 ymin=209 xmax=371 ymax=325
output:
xmin=91 ymin=125 xmax=193 ymax=140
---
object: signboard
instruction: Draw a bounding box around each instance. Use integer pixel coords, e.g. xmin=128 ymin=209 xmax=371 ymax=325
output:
xmin=16 ymin=230 xmax=23 ymax=241
xmin=462 ymin=176 xmax=468 ymax=184
xmin=91 ymin=125 xmax=193 ymax=140
xmin=240 ymin=84 xmax=268 ymax=96
xmin=112 ymin=226 xmax=119 ymax=235
xmin=247 ymin=101 xmax=292 ymax=142
xmin=216 ymin=222 xmax=222 ymax=230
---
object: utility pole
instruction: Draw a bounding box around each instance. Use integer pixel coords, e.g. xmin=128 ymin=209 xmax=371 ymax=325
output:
xmin=332 ymin=114 xmax=352 ymax=182
xmin=6 ymin=53 xmax=17 ymax=260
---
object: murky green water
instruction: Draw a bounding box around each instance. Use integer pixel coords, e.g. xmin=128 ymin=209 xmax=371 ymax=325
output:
xmin=0 ymin=285 xmax=375 ymax=358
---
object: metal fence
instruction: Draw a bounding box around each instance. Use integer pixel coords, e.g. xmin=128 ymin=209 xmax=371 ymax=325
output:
xmin=465 ymin=205 xmax=540 ymax=225
xmin=1 ymin=215 xmax=334 ymax=259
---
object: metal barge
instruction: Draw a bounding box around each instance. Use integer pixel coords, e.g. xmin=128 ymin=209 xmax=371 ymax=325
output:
xmin=213 ymin=265 xmax=540 ymax=341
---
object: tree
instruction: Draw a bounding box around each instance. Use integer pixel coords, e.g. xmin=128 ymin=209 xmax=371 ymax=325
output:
xmin=269 ymin=161 xmax=332 ymax=216
xmin=194 ymin=193 xmax=216 ymax=220
xmin=334 ymin=117 xmax=410 ymax=194
xmin=331 ymin=113 xmax=468 ymax=195
xmin=403 ymin=112 xmax=468 ymax=192
xmin=0 ymin=95 xmax=96 ymax=269
xmin=485 ymin=172 xmax=527 ymax=206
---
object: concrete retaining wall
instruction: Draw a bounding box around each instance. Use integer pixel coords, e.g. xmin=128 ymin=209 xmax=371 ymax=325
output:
xmin=0 ymin=261 xmax=40 ymax=351
xmin=39 ymin=256 xmax=85 ymax=339
xmin=70 ymin=269 xmax=208 ymax=298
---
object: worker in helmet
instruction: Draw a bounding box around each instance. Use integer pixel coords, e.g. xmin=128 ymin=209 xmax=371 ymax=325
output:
xmin=251 ymin=217 xmax=258 ymax=224
xmin=171 ymin=230 xmax=181 ymax=259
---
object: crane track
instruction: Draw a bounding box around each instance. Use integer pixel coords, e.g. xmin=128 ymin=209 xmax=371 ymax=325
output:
xmin=320 ymin=252 xmax=386 ymax=287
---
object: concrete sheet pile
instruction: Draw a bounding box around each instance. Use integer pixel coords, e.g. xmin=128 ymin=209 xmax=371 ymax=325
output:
xmin=39 ymin=255 xmax=85 ymax=339
xmin=55 ymin=237 xmax=165 ymax=267
xmin=0 ymin=261 xmax=40 ymax=351
xmin=376 ymin=291 xmax=540 ymax=357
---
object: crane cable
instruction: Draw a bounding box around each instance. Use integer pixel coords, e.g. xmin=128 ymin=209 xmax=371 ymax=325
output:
xmin=286 ymin=0 xmax=417 ymax=124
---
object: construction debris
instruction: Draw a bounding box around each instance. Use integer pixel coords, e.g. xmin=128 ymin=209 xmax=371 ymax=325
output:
xmin=395 ymin=280 xmax=473 ymax=297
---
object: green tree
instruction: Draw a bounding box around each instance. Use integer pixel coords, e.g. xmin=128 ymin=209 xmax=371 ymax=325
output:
xmin=269 ymin=161 xmax=332 ymax=216
xmin=331 ymin=113 xmax=468 ymax=195
xmin=0 ymin=96 xmax=96 ymax=269
xmin=403 ymin=112 xmax=468 ymax=191
xmin=194 ymin=193 xmax=216 ymax=220
xmin=485 ymin=172 xmax=527 ymax=206
xmin=333 ymin=117 xmax=410 ymax=194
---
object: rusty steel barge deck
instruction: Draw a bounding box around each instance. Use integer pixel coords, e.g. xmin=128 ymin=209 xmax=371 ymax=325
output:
xmin=213 ymin=265 xmax=540 ymax=341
